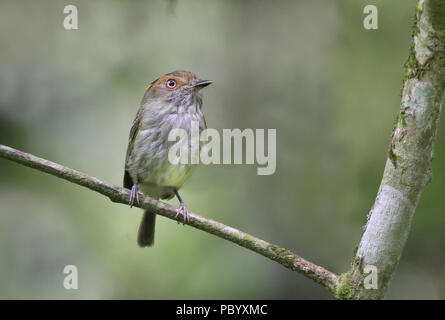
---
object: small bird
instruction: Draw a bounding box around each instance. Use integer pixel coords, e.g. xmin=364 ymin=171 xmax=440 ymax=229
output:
xmin=124 ymin=70 xmax=212 ymax=247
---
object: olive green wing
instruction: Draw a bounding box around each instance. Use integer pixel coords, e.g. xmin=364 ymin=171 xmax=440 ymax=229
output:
xmin=123 ymin=108 xmax=142 ymax=189
xmin=123 ymin=79 xmax=160 ymax=189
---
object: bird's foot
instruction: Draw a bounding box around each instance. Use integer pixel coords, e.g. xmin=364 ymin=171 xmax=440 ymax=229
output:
xmin=175 ymin=203 xmax=190 ymax=225
xmin=129 ymin=184 xmax=140 ymax=207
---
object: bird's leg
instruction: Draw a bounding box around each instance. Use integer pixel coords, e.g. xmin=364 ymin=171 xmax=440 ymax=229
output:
xmin=174 ymin=189 xmax=189 ymax=225
xmin=129 ymin=183 xmax=139 ymax=207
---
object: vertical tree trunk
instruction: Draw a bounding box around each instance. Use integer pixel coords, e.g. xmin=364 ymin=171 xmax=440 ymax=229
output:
xmin=335 ymin=0 xmax=445 ymax=299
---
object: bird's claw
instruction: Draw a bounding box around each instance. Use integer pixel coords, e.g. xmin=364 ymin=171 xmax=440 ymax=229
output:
xmin=129 ymin=184 xmax=139 ymax=207
xmin=175 ymin=203 xmax=189 ymax=225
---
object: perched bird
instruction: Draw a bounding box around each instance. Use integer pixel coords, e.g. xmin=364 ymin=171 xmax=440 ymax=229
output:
xmin=124 ymin=70 xmax=212 ymax=247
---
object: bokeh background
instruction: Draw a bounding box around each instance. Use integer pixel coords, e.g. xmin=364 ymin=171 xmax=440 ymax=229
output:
xmin=1 ymin=0 xmax=443 ymax=299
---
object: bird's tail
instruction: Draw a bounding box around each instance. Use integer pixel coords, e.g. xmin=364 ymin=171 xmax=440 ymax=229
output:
xmin=137 ymin=210 xmax=156 ymax=247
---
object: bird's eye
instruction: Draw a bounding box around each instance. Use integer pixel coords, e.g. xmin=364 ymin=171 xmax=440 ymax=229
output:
xmin=166 ymin=79 xmax=177 ymax=88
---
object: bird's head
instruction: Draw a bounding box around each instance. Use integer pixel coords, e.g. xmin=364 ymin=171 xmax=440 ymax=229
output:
xmin=143 ymin=70 xmax=212 ymax=105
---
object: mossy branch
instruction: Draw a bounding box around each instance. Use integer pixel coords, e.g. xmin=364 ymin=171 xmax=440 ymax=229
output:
xmin=0 ymin=143 xmax=339 ymax=294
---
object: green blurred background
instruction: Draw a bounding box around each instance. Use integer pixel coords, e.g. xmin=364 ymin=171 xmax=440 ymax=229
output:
xmin=1 ymin=0 xmax=443 ymax=299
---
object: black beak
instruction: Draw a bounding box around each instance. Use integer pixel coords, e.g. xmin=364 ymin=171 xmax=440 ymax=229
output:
xmin=191 ymin=80 xmax=213 ymax=89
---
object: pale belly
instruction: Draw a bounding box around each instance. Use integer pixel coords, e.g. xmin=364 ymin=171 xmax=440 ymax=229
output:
xmin=126 ymin=98 xmax=205 ymax=199
xmin=138 ymin=160 xmax=195 ymax=199
xmin=127 ymin=128 xmax=198 ymax=199
xmin=153 ymin=161 xmax=193 ymax=187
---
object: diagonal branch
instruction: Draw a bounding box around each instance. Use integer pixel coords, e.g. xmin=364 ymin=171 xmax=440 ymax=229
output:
xmin=0 ymin=143 xmax=339 ymax=294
